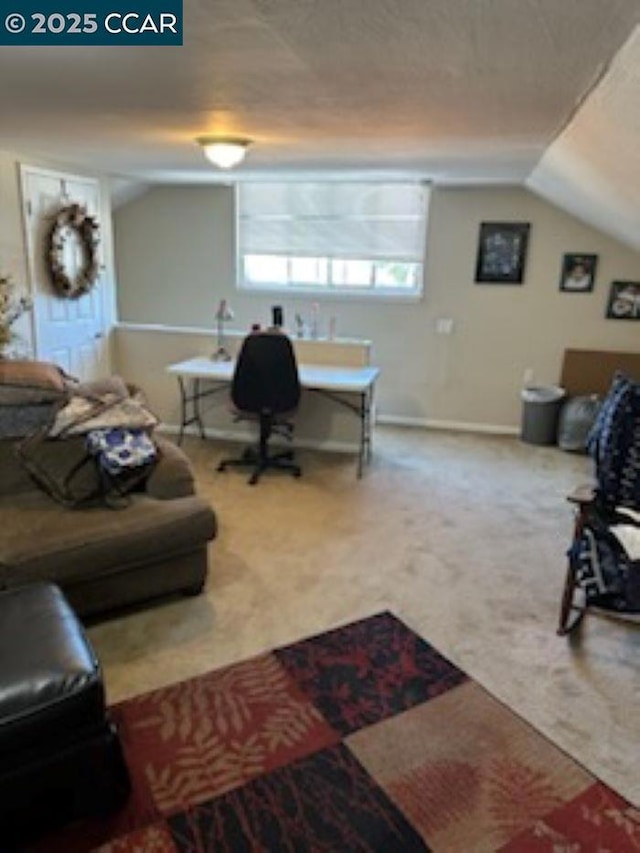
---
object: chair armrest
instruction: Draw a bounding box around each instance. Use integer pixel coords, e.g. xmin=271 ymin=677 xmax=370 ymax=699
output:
xmin=146 ymin=436 xmax=196 ymax=499
xmin=567 ymin=483 xmax=597 ymax=506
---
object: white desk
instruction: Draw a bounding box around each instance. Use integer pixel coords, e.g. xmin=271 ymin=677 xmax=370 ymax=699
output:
xmin=167 ymin=356 xmax=380 ymax=477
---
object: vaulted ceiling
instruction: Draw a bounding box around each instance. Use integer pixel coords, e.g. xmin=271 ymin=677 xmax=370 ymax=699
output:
xmin=528 ymin=25 xmax=640 ymax=250
xmin=1 ymin=1 xmax=640 ymax=245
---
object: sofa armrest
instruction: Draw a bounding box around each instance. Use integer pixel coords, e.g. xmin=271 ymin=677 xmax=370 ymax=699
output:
xmin=146 ymin=436 xmax=196 ymax=499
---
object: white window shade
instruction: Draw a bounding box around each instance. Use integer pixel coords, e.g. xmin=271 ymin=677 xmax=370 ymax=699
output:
xmin=238 ymin=182 xmax=428 ymax=263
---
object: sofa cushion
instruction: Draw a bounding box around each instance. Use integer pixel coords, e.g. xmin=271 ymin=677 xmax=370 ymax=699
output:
xmin=0 ymin=403 xmax=56 ymax=439
xmin=0 ymin=583 xmax=103 ymax=755
xmin=0 ymin=361 xmax=67 ymax=405
xmin=17 ymin=435 xmax=104 ymax=507
xmin=0 ymin=493 xmax=216 ymax=588
xmin=18 ymin=431 xmax=159 ymax=508
xmin=146 ymin=436 xmax=195 ymax=499
xmin=0 ymin=440 xmax=38 ymax=495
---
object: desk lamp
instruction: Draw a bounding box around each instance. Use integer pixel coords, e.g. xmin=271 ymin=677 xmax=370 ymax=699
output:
xmin=213 ymin=299 xmax=234 ymax=361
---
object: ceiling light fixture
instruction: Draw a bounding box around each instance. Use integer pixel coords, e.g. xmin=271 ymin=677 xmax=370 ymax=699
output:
xmin=196 ymin=136 xmax=252 ymax=169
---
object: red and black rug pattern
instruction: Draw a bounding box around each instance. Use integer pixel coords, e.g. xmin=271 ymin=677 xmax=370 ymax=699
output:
xmin=36 ymin=612 xmax=639 ymax=851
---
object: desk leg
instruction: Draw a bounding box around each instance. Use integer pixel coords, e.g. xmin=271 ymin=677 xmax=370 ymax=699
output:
xmin=357 ymin=392 xmax=365 ymax=478
xmin=193 ymin=378 xmax=206 ymax=440
xmin=177 ymin=377 xmax=206 ymax=445
xmin=177 ymin=377 xmax=187 ymax=446
xmin=309 ymin=386 xmax=375 ymax=479
xmin=358 ymin=387 xmax=374 ymax=479
xmin=365 ymin=384 xmax=374 ymax=463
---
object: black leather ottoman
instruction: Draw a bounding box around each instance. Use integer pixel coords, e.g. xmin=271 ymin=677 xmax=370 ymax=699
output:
xmin=0 ymin=583 xmax=129 ymax=843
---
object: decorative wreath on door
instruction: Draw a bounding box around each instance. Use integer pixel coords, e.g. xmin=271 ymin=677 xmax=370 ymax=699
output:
xmin=48 ymin=203 xmax=101 ymax=299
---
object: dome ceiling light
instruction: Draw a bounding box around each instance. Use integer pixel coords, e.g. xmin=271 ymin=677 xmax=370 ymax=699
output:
xmin=196 ymin=136 xmax=252 ymax=169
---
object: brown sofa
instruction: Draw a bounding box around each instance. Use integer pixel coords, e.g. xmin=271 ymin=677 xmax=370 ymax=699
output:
xmin=0 ymin=434 xmax=217 ymax=618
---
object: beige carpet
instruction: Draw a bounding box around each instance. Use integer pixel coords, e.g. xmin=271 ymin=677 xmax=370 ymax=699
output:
xmin=88 ymin=427 xmax=640 ymax=808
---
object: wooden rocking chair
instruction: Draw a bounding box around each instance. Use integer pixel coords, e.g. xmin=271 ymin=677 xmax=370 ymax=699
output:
xmin=557 ymin=367 xmax=640 ymax=636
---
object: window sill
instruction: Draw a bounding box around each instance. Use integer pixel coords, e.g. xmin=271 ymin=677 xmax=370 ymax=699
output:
xmin=237 ymin=284 xmax=424 ymax=304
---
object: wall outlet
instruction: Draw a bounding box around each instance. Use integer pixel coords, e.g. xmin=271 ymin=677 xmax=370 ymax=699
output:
xmin=436 ymin=317 xmax=454 ymax=335
xmin=523 ymin=368 xmax=535 ymax=385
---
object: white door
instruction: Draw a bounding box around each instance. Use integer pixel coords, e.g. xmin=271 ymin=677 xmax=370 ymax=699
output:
xmin=21 ymin=166 xmax=109 ymax=380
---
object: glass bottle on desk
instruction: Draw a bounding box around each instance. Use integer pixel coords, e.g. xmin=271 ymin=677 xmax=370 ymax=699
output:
xmin=310 ymin=303 xmax=319 ymax=340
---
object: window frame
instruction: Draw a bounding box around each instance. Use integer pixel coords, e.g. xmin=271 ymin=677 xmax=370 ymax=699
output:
xmin=234 ymin=182 xmax=428 ymax=303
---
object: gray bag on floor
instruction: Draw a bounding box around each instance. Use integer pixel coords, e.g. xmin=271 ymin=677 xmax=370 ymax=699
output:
xmin=558 ymin=395 xmax=601 ymax=453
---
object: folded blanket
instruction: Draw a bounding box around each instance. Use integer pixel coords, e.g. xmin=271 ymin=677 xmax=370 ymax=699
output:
xmin=49 ymin=394 xmax=158 ymax=437
xmin=610 ymin=524 xmax=640 ymax=560
xmin=617 ymin=507 xmax=640 ymax=524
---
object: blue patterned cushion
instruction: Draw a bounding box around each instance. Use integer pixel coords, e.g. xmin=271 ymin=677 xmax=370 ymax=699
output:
xmin=589 ymin=373 xmax=640 ymax=507
xmin=587 ymin=372 xmax=628 ymax=459
xmin=86 ymin=427 xmax=157 ymax=476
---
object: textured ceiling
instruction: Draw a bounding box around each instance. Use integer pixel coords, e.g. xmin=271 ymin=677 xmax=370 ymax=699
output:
xmin=0 ymin=0 xmax=639 ymax=184
xmin=527 ymin=25 xmax=640 ymax=251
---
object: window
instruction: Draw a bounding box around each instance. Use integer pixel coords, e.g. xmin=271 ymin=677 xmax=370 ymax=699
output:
xmin=237 ymin=181 xmax=428 ymax=298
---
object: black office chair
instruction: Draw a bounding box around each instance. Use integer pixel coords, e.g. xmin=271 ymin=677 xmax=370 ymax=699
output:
xmin=217 ymin=331 xmax=302 ymax=485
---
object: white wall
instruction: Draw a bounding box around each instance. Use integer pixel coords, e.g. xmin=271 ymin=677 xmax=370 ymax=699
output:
xmin=113 ymin=326 xmax=370 ymax=449
xmin=115 ymin=184 xmax=640 ymax=429
xmin=0 ymin=151 xmax=32 ymax=351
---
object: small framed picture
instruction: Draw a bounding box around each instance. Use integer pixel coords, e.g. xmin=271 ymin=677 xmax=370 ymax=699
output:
xmin=559 ymin=253 xmax=597 ymax=292
xmin=474 ymin=222 xmax=530 ymax=284
xmin=606 ymin=281 xmax=640 ymax=320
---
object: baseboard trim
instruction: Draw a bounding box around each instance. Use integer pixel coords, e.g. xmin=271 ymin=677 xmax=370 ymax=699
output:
xmin=159 ymin=424 xmax=359 ymax=455
xmin=159 ymin=417 xmax=518 ymax=450
xmin=376 ymin=414 xmax=519 ymax=436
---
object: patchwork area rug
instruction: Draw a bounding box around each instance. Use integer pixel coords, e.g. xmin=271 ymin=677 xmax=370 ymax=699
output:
xmin=37 ymin=613 xmax=639 ymax=851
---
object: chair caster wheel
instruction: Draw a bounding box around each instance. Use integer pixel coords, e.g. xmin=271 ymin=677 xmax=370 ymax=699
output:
xmin=217 ymin=463 xmax=226 ymax=472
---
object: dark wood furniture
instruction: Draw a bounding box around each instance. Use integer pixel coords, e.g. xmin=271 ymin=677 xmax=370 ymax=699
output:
xmin=558 ymin=349 xmax=640 ymax=635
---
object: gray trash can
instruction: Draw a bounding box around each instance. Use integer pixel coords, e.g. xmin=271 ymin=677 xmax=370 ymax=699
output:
xmin=520 ymin=385 xmax=566 ymax=445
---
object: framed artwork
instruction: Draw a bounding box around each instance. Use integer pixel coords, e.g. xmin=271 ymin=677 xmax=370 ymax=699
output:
xmin=559 ymin=253 xmax=597 ymax=293
xmin=474 ymin=222 xmax=530 ymax=284
xmin=606 ymin=281 xmax=640 ymax=320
